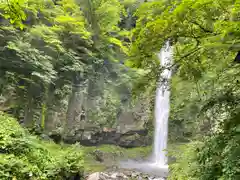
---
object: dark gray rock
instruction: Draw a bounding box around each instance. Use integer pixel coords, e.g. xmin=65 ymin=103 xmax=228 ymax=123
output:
xmin=62 ymin=129 xmax=151 ymax=148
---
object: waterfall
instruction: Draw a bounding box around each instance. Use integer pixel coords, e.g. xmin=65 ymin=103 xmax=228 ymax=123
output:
xmin=119 ymin=42 xmax=172 ymax=177
xmin=153 ymin=41 xmax=172 ymax=166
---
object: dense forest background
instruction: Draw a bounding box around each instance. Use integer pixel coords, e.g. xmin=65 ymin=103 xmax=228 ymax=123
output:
xmin=0 ymin=0 xmax=147 ymax=134
xmin=0 ymin=0 xmax=239 ymax=179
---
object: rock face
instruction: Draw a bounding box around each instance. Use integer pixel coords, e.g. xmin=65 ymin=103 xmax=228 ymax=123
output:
xmin=47 ymin=93 xmax=153 ymax=148
xmin=86 ymin=171 xmax=166 ymax=180
xmin=62 ymin=129 xmax=152 ymax=148
xmin=117 ymin=131 xmax=151 ymax=148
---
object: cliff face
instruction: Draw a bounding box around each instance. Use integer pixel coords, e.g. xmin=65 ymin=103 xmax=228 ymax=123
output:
xmin=70 ymin=96 xmax=152 ymax=147
xmin=45 ymin=89 xmax=154 ymax=148
xmin=62 ymin=128 xmax=152 ymax=148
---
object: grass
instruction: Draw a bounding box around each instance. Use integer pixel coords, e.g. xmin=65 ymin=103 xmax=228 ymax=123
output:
xmin=82 ymin=145 xmax=152 ymax=173
xmin=82 ymin=143 xmax=182 ymax=173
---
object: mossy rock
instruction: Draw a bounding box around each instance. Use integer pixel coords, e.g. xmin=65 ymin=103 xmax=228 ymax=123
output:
xmin=118 ymin=133 xmax=151 ymax=148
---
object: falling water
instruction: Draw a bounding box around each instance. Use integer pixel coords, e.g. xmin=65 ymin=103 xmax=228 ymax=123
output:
xmin=119 ymin=42 xmax=172 ymax=177
xmin=153 ymin=41 xmax=172 ymax=166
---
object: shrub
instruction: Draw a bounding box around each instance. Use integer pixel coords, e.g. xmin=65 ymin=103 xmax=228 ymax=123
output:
xmin=0 ymin=112 xmax=84 ymax=180
xmin=168 ymin=141 xmax=203 ymax=180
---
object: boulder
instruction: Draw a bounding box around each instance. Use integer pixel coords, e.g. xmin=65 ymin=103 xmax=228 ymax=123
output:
xmin=118 ymin=133 xmax=152 ymax=148
xmin=87 ymin=172 xmax=100 ymax=180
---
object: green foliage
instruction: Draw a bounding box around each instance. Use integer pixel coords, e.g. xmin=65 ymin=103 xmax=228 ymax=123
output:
xmin=0 ymin=0 xmax=137 ymax=134
xmin=131 ymin=0 xmax=240 ymax=78
xmin=0 ymin=0 xmax=152 ymax=177
xmin=169 ymin=62 xmax=240 ymax=179
xmin=131 ymin=0 xmax=240 ymax=179
xmin=0 ymin=112 xmax=84 ymax=180
xmin=88 ymin=88 xmax=121 ymax=127
xmin=0 ymin=0 xmax=27 ymax=29
xmin=168 ymin=142 xmax=203 ymax=180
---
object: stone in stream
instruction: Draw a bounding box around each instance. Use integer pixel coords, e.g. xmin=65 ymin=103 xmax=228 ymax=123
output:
xmin=131 ymin=172 xmax=138 ymax=178
xmin=87 ymin=171 xmax=166 ymax=180
xmin=110 ymin=173 xmax=118 ymax=179
xmin=87 ymin=172 xmax=100 ymax=180
xmin=100 ymin=172 xmax=112 ymax=180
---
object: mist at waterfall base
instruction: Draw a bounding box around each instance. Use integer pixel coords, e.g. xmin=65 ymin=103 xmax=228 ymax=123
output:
xmin=120 ymin=42 xmax=172 ymax=177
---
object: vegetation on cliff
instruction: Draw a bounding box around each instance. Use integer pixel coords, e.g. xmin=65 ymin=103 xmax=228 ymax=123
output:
xmin=0 ymin=0 xmax=152 ymax=136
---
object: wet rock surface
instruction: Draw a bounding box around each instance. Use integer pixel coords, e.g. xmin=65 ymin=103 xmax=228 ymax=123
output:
xmin=61 ymin=129 xmax=151 ymax=148
xmin=86 ymin=171 xmax=166 ymax=180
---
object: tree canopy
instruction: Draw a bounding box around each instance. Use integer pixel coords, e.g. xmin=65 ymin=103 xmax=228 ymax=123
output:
xmin=131 ymin=0 xmax=240 ymax=179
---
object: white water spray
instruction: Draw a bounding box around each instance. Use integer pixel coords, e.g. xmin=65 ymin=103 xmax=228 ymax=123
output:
xmin=153 ymin=41 xmax=172 ymax=166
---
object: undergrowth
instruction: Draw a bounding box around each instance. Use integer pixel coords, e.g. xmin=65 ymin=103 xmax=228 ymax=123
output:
xmin=0 ymin=112 xmax=84 ymax=180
